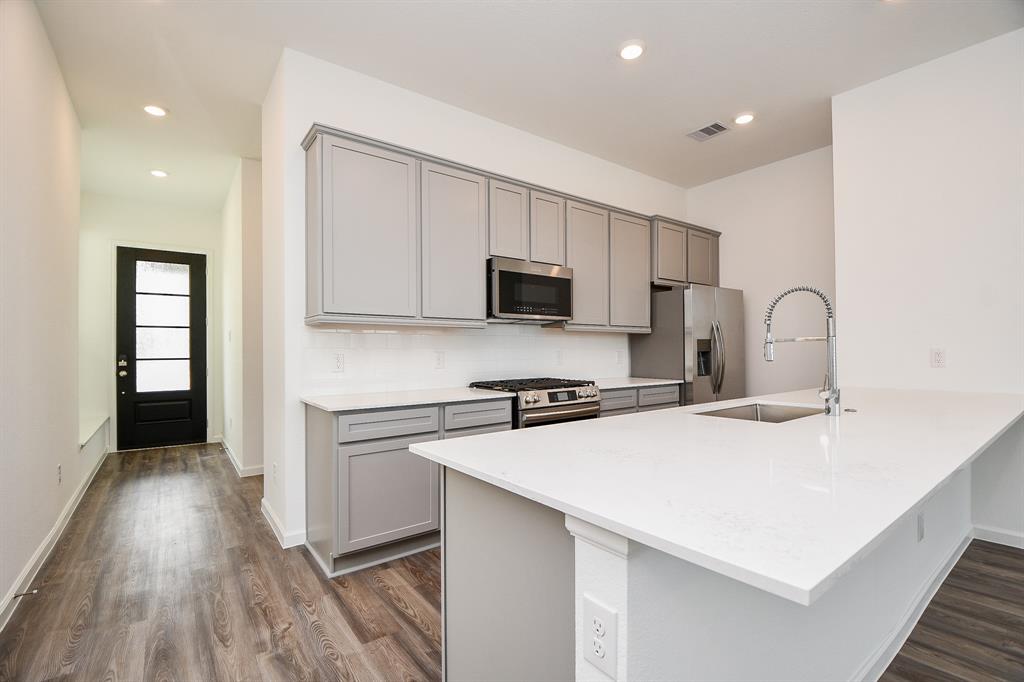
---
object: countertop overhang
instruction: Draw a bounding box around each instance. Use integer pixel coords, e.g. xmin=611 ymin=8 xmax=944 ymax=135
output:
xmin=410 ymin=387 xmax=1024 ymax=604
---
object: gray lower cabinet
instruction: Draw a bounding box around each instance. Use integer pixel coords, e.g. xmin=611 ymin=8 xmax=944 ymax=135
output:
xmin=488 ymin=180 xmax=529 ymax=261
xmin=651 ymin=216 xmax=720 ymax=287
xmin=306 ymin=398 xmax=513 ymax=577
xmin=308 ymin=135 xmax=419 ymax=319
xmin=566 ymin=200 xmax=610 ymax=327
xmin=599 ymin=388 xmax=638 ymax=415
xmin=610 ymin=213 xmax=651 ymax=329
xmin=530 ymin=190 xmax=566 ymax=266
xmin=599 ymin=384 xmax=681 ymax=416
xmin=639 ymin=384 xmax=681 ymax=408
xmin=337 ymin=433 xmax=440 ymax=554
xmin=421 ymin=163 xmax=487 ymax=321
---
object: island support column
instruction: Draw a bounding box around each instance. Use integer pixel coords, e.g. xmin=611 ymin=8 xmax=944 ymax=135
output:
xmin=566 ymin=515 xmax=631 ymax=681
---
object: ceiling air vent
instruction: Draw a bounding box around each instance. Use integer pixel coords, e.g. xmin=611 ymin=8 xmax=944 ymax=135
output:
xmin=687 ymin=121 xmax=729 ymax=142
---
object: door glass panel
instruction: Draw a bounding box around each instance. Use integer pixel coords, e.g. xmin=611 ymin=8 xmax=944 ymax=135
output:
xmin=136 ymin=261 xmax=190 ymax=295
xmin=136 ymin=327 xmax=189 ymax=359
xmin=136 ymin=294 xmax=189 ymax=326
xmin=136 ymin=360 xmax=190 ymax=392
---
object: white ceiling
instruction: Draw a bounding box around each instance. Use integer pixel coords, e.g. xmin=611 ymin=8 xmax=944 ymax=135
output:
xmin=37 ymin=0 xmax=1024 ymax=209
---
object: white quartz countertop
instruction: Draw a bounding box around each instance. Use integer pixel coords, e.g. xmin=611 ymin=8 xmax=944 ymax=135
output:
xmin=410 ymin=387 xmax=1024 ymax=605
xmin=596 ymin=377 xmax=684 ymax=390
xmin=302 ymin=387 xmax=512 ymax=412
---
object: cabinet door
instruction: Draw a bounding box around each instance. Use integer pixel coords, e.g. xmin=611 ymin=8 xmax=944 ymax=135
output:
xmin=322 ymin=137 xmax=418 ymax=317
xmin=654 ymin=220 xmax=687 ymax=283
xmin=687 ymin=229 xmax=714 ymax=286
xmin=610 ymin=213 xmax=651 ymax=328
xmin=338 ymin=434 xmax=439 ymax=554
xmin=488 ymin=180 xmax=529 ymax=260
xmin=566 ymin=201 xmax=609 ymax=326
xmin=421 ymin=163 xmax=487 ymax=320
xmin=530 ymin=191 xmax=566 ymax=265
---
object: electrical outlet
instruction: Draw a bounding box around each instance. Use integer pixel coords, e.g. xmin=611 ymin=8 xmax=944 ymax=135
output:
xmin=616 ymin=350 xmax=625 ymax=366
xmin=273 ymin=462 xmax=279 ymax=482
xmin=333 ymin=352 xmax=345 ymax=373
xmin=583 ymin=595 xmax=617 ymax=679
xmin=434 ymin=351 xmax=446 ymax=370
xmin=929 ymin=347 xmax=946 ymax=369
xmin=917 ymin=513 xmax=925 ymax=542
xmin=556 ymin=350 xmax=564 ymax=365
xmin=57 ymin=464 xmax=62 ymax=486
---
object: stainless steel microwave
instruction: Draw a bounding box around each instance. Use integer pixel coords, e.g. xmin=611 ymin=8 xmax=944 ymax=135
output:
xmin=487 ymin=257 xmax=573 ymax=321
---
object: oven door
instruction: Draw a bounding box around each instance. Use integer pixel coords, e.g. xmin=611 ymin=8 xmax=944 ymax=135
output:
xmin=490 ymin=257 xmax=572 ymax=321
xmin=519 ymin=402 xmax=600 ymax=428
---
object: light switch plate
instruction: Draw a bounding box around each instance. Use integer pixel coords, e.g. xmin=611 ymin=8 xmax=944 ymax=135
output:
xmin=583 ymin=594 xmax=618 ymax=679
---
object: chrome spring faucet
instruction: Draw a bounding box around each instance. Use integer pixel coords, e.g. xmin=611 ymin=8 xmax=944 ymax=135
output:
xmin=763 ymin=286 xmax=840 ymax=415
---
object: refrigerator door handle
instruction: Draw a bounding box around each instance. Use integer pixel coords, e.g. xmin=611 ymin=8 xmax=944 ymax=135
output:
xmin=713 ymin=320 xmax=726 ymax=395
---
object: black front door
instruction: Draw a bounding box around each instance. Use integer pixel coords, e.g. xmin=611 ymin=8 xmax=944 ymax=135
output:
xmin=116 ymin=247 xmax=207 ymax=450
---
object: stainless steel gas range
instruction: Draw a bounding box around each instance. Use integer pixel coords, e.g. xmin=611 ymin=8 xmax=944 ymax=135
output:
xmin=469 ymin=378 xmax=601 ymax=428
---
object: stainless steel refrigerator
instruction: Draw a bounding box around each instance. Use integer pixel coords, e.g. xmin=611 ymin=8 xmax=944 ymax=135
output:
xmin=629 ymin=285 xmax=746 ymax=404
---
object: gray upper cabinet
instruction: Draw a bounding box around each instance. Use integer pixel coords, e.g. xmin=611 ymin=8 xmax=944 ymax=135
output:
xmin=650 ymin=216 xmax=720 ymax=287
xmin=311 ymin=135 xmax=419 ymax=319
xmin=421 ymin=163 xmax=487 ymax=321
xmin=530 ymin=191 xmax=566 ymax=266
xmin=488 ymin=180 xmax=529 ymax=261
xmin=566 ymin=201 xmax=610 ymax=327
xmin=610 ymin=213 xmax=651 ymax=329
xmin=653 ymin=219 xmax=687 ymax=285
xmin=687 ymin=228 xmax=716 ymax=286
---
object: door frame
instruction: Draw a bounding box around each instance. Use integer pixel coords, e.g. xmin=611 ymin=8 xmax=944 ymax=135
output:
xmin=106 ymin=239 xmax=217 ymax=450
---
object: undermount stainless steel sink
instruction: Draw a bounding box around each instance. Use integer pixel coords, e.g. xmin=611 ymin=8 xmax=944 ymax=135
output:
xmin=694 ymin=403 xmax=824 ymax=424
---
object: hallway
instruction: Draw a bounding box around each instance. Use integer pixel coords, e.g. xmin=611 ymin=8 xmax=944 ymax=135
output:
xmin=0 ymin=445 xmax=441 ymax=681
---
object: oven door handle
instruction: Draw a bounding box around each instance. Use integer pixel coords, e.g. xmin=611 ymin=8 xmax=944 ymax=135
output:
xmin=520 ymin=402 xmax=601 ymax=426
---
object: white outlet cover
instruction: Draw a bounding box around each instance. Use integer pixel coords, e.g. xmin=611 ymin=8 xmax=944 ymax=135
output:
xmin=929 ymin=347 xmax=947 ymax=368
xmin=583 ymin=594 xmax=618 ymax=679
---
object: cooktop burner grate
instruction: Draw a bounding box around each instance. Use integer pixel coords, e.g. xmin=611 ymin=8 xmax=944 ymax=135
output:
xmin=469 ymin=377 xmax=594 ymax=393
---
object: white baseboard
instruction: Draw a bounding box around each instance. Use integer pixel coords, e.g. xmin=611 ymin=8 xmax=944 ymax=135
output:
xmin=855 ymin=532 xmax=972 ymax=682
xmin=222 ymin=440 xmax=263 ymax=478
xmin=973 ymin=523 xmax=1024 ymax=548
xmin=261 ymin=497 xmax=305 ymax=548
xmin=0 ymin=442 xmax=110 ymax=633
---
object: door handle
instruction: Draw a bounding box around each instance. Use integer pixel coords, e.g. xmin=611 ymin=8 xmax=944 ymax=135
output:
xmin=118 ymin=370 xmax=128 ymax=378
xmin=709 ymin=323 xmax=721 ymax=394
xmin=714 ymin=320 xmax=726 ymax=394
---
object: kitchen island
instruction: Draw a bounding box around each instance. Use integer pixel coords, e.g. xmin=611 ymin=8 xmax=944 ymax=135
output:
xmin=411 ymin=387 xmax=1024 ymax=681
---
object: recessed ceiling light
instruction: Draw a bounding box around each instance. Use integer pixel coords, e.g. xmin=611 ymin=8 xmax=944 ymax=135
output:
xmin=619 ymin=41 xmax=645 ymax=61
xmin=143 ymin=105 xmax=167 ymax=117
xmin=150 ymin=169 xmax=168 ymax=178
xmin=734 ymin=113 xmax=755 ymax=125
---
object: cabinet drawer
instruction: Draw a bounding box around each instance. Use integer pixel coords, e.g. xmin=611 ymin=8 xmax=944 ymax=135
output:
xmin=338 ymin=407 xmax=439 ymax=443
xmin=600 ymin=407 xmax=637 ymax=418
xmin=443 ymin=401 xmax=513 ymax=431
xmin=639 ymin=404 xmax=677 ymax=412
xmin=638 ymin=385 xmax=680 ymax=407
xmin=337 ymin=434 xmax=439 ymax=554
xmin=599 ymin=388 xmax=638 ymax=413
xmin=444 ymin=422 xmax=512 ymax=439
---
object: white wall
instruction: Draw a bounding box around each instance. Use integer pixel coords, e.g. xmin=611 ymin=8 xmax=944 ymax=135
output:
xmin=221 ymin=158 xmax=263 ymax=475
xmin=79 ymin=192 xmax=224 ymax=448
xmin=687 ymin=147 xmax=836 ymax=396
xmin=262 ymin=48 xmax=689 ymax=543
xmin=832 ymin=28 xmax=1024 ymax=547
xmin=0 ymin=0 xmax=83 ymax=625
xmin=832 ymin=29 xmax=1024 ymax=394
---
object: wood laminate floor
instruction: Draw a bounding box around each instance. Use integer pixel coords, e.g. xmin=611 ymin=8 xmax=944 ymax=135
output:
xmin=881 ymin=540 xmax=1024 ymax=682
xmin=0 ymin=444 xmax=442 ymax=682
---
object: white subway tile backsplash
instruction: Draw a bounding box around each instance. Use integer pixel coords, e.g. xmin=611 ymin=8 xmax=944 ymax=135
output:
xmin=301 ymin=324 xmax=629 ymax=395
